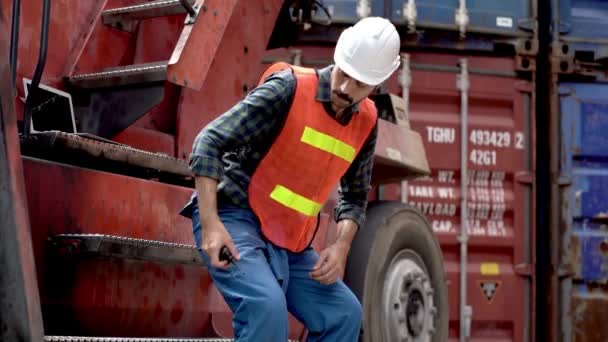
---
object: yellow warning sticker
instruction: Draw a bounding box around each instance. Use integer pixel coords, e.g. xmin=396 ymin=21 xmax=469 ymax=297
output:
xmin=480 ymin=262 xmax=500 ymax=275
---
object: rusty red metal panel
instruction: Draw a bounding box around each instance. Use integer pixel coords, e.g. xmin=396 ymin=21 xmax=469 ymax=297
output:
xmin=23 ymin=158 xmax=311 ymax=338
xmin=166 ymin=0 xmax=239 ymax=89
xmin=22 ymin=158 xmax=210 ymax=336
xmin=175 ymin=0 xmax=285 ymax=159
xmin=0 ymin=9 xmax=45 ymax=340
xmin=0 ymin=0 xmax=136 ymax=87
xmin=262 ymin=47 xmax=536 ymax=341
xmin=71 ymin=0 xmax=139 ymax=77
xmin=113 ymin=126 xmax=176 ymax=156
xmin=1 ymin=0 xmax=142 ymax=124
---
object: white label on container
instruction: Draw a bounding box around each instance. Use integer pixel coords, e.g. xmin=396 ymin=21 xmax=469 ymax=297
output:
xmin=496 ymin=17 xmax=513 ymax=28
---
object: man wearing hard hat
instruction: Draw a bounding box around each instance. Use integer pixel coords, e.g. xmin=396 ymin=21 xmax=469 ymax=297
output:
xmin=180 ymin=17 xmax=401 ymax=341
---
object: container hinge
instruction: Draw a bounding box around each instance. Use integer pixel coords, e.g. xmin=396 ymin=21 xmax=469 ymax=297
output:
xmin=357 ymin=0 xmax=372 ymax=18
xmin=514 ymin=262 xmax=534 ymax=277
xmin=557 ymin=264 xmax=575 ymax=279
xmin=399 ymin=53 xmax=411 ymax=126
xmin=515 ymin=171 xmax=534 ymax=185
xmin=454 ymin=0 xmax=469 ymax=38
xmin=558 ymin=85 xmax=573 ymax=96
xmin=403 ymin=0 xmax=417 ymax=33
xmin=555 ymin=20 xmax=571 ymax=35
xmin=555 ymin=173 xmax=572 ymax=187
xmin=517 ymin=18 xmax=537 ymax=33
xmin=515 ymin=81 xmax=534 ymax=93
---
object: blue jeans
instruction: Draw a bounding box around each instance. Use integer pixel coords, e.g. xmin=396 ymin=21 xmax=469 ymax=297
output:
xmin=192 ymin=205 xmax=362 ymax=342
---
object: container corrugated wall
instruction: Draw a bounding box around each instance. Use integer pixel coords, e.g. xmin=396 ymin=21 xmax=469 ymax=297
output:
xmin=388 ymin=53 xmax=535 ymax=342
xmin=309 ymin=0 xmax=537 ymax=55
xmin=558 ymin=83 xmax=608 ymax=341
xmin=551 ymin=0 xmax=608 ymax=340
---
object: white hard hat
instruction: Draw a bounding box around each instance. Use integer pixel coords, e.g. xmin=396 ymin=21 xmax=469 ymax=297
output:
xmin=334 ymin=17 xmax=401 ymax=86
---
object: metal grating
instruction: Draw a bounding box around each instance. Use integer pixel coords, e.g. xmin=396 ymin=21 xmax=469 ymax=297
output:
xmin=49 ymin=234 xmax=202 ymax=265
xmin=45 ymin=337 xmax=299 ymax=342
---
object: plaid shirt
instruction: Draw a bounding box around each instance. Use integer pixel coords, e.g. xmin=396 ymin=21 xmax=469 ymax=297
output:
xmin=180 ymin=65 xmax=378 ymax=228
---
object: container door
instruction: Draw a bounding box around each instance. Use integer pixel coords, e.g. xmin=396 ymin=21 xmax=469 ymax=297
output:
xmin=560 ymin=82 xmax=608 ymax=341
xmin=390 ymin=0 xmax=532 ymax=35
xmin=312 ymin=0 xmax=385 ymax=24
xmin=557 ymin=0 xmax=608 ymax=40
xmin=400 ymin=53 xmax=535 ymax=341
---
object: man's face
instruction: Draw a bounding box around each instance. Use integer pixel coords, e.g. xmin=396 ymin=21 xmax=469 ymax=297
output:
xmin=330 ymin=66 xmax=377 ymax=113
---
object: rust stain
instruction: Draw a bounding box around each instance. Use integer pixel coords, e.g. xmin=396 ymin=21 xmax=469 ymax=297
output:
xmin=571 ymin=285 xmax=608 ymax=342
xmin=170 ymin=300 xmax=184 ymax=324
xmin=175 ymin=266 xmax=185 ymax=280
xmin=600 ymin=240 xmax=608 ymax=255
xmin=154 ymin=302 xmax=162 ymax=318
xmin=568 ymin=235 xmax=583 ymax=278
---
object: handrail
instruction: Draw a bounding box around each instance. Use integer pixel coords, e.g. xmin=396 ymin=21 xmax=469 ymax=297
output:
xmin=9 ymin=0 xmax=21 ymax=87
xmin=23 ymin=0 xmax=51 ymax=137
xmin=179 ymin=0 xmax=196 ymax=17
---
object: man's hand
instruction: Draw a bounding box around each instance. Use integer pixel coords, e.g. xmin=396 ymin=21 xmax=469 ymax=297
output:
xmin=310 ymin=241 xmax=350 ymax=285
xmin=201 ymin=218 xmax=240 ymax=269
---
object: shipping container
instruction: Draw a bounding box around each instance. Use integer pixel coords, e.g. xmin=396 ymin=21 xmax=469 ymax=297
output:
xmin=263 ymin=47 xmax=536 ymax=341
xmin=305 ymin=0 xmax=537 ymax=56
xmin=555 ymin=0 xmax=608 ymax=46
xmin=558 ymin=82 xmax=608 ymax=342
xmin=552 ymin=0 xmax=608 ymax=77
xmin=389 ymin=0 xmax=535 ymax=36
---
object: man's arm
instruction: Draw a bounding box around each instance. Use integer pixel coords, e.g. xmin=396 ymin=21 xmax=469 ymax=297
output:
xmin=334 ymin=121 xmax=378 ymax=233
xmin=190 ymin=70 xmax=295 ymax=268
xmin=311 ymin=122 xmax=378 ymax=284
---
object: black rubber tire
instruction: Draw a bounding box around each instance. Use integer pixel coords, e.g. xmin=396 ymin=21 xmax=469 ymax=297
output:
xmin=344 ymin=201 xmax=449 ymax=342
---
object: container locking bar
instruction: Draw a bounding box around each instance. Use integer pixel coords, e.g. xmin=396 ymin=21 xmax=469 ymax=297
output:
xmin=454 ymin=0 xmax=469 ymax=38
xmin=457 ymin=58 xmax=472 ymax=342
xmin=403 ymin=0 xmax=417 ymax=33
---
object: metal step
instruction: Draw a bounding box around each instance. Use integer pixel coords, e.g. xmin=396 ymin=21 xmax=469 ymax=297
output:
xmin=20 ymin=131 xmax=192 ymax=185
xmin=103 ymin=0 xmax=196 ymax=31
xmin=45 ymin=337 xmax=299 ymax=342
xmin=48 ymin=234 xmax=202 ymax=265
xmin=69 ymin=61 xmax=168 ymax=88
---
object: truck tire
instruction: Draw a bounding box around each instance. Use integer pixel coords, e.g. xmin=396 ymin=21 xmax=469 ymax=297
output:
xmin=344 ymin=201 xmax=448 ymax=342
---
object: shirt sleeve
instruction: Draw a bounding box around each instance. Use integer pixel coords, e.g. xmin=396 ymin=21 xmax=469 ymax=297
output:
xmin=334 ymin=121 xmax=378 ymax=228
xmin=188 ymin=70 xmax=295 ymax=179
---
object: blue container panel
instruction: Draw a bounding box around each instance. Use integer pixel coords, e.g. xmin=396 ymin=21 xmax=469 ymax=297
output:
xmin=558 ymin=82 xmax=608 ymax=339
xmin=558 ymin=0 xmax=608 ymax=40
xmin=391 ymin=0 xmax=530 ymax=34
xmin=561 ymin=83 xmax=608 ymax=159
xmin=312 ymin=0 xmax=384 ymax=23
xmin=572 ymin=162 xmax=608 ymax=218
xmin=571 ymin=223 xmax=608 ymax=282
xmin=561 ymin=82 xmax=608 ymax=284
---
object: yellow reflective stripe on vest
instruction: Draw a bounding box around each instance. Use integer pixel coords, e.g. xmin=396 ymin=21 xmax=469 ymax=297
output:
xmin=300 ymin=127 xmax=356 ymax=162
xmin=270 ymin=185 xmax=322 ymax=217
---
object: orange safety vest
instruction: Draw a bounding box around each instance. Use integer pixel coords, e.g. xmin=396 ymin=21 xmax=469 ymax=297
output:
xmin=248 ymin=62 xmax=377 ymax=252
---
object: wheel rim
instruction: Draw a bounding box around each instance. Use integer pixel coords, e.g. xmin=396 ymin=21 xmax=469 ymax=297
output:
xmin=383 ymin=249 xmax=436 ymax=341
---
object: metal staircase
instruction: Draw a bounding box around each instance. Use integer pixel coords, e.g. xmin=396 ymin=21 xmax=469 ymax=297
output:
xmin=67 ymin=0 xmax=234 ymax=138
